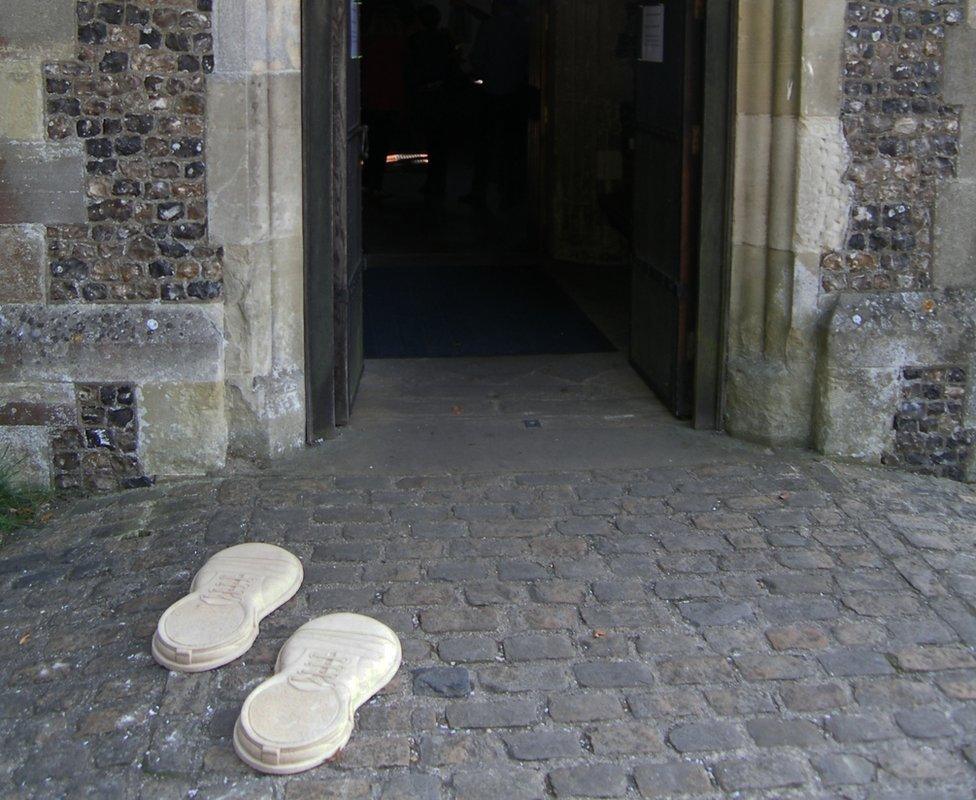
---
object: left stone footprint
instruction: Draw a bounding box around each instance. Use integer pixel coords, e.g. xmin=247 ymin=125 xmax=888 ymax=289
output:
xmin=152 ymin=543 xmax=304 ymax=672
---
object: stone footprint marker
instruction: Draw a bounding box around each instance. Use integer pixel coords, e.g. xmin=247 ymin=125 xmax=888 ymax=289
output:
xmin=152 ymin=543 xmax=402 ymax=774
xmin=234 ymin=614 xmax=402 ymax=774
xmin=152 ymin=543 xmax=304 ymax=672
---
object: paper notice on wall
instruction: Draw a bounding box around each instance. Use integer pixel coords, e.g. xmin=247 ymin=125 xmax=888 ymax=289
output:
xmin=641 ymin=5 xmax=665 ymax=63
xmin=350 ymin=0 xmax=362 ymax=59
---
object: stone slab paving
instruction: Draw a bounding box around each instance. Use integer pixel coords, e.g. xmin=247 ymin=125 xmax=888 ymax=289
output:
xmin=3 ymin=458 xmax=976 ymax=798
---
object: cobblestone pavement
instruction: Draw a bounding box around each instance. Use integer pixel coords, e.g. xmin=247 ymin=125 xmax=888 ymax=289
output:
xmin=3 ymin=457 xmax=976 ymax=799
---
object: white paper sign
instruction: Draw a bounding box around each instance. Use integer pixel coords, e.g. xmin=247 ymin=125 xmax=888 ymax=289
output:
xmin=641 ymin=5 xmax=665 ymax=63
xmin=350 ymin=0 xmax=362 ymax=59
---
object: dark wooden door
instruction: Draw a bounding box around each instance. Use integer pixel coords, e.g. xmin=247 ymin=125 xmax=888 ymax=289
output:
xmin=303 ymin=0 xmax=337 ymax=440
xmin=334 ymin=0 xmax=366 ymax=426
xmin=630 ymin=0 xmax=704 ymax=419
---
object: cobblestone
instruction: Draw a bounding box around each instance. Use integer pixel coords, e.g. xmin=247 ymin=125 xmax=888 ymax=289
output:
xmin=503 ymin=633 xmax=575 ymax=661
xmin=503 ymin=730 xmax=581 ymax=760
xmin=549 ymin=693 xmax=625 ymax=723
xmin=634 ymin=762 xmax=713 ymax=798
xmin=825 ymin=713 xmax=900 ymax=743
xmin=572 ymin=661 xmax=654 ymax=688
xmin=3 ymin=458 xmax=976 ymax=797
xmin=713 ymin=755 xmax=808 ymax=791
xmin=445 ymin=700 xmax=540 ymax=729
xmin=745 ymin=717 xmax=824 ymax=748
xmin=413 ymin=667 xmax=472 ymax=698
xmin=549 ymin=764 xmax=628 ymax=798
xmin=810 ymin=752 xmax=876 ymax=786
xmin=894 ymin=707 xmax=956 ymax=739
xmin=587 ymin=722 xmax=664 ymax=755
xmin=668 ymin=720 xmax=749 ymax=753
xmin=438 ymin=637 xmax=500 ymax=663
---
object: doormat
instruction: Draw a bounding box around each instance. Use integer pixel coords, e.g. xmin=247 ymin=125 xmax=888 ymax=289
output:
xmin=364 ymin=264 xmax=616 ymax=359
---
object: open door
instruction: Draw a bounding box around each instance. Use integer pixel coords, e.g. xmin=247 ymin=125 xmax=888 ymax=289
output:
xmin=304 ymin=0 xmax=366 ymax=440
xmin=303 ymin=0 xmax=337 ymax=440
xmin=334 ymin=0 xmax=367 ymax=426
xmin=630 ymin=1 xmax=704 ymax=419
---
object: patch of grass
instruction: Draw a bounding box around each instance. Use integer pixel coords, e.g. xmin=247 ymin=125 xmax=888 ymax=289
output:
xmin=0 ymin=450 xmax=54 ymax=545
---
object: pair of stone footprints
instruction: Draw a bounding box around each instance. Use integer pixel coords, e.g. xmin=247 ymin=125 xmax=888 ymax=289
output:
xmin=151 ymin=543 xmax=402 ymax=775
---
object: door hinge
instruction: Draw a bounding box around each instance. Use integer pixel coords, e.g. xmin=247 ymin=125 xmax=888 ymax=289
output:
xmin=694 ymin=0 xmax=706 ymax=21
xmin=691 ymin=124 xmax=702 ymax=157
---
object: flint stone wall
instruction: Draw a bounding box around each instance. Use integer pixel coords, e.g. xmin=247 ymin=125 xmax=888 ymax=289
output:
xmin=727 ymin=0 xmax=976 ymax=482
xmin=0 ymin=0 xmax=228 ymax=489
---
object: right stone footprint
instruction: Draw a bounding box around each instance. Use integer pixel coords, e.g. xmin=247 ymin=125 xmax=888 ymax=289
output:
xmin=233 ymin=613 xmax=403 ymax=775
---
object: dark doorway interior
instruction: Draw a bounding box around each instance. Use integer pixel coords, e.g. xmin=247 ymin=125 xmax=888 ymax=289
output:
xmin=359 ymin=0 xmax=632 ymax=367
xmin=364 ymin=263 xmax=614 ymax=358
xmin=303 ymin=0 xmax=730 ymax=437
xmin=361 ymin=0 xmax=537 ymax=258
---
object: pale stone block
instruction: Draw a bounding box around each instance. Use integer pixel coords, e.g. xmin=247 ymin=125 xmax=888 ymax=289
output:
xmin=0 ymin=141 xmax=86 ymax=224
xmin=791 ymin=251 xmax=827 ymax=333
xmin=814 ymin=290 xmax=976 ymax=463
xmin=766 ymin=115 xmax=800 ymax=253
xmin=213 ymin=0 xmax=250 ymax=75
xmin=800 ymin=0 xmax=846 ymax=118
xmin=814 ymin=367 xmax=900 ymax=461
xmin=727 ymin=243 xmax=768 ymax=356
xmin=224 ymin=376 xmax=270 ymax=459
xmin=138 ymin=382 xmax=228 ymax=477
xmin=263 ymin=367 xmax=307 ymax=457
xmin=222 ymin=242 xmax=274 ymax=377
xmin=0 ymin=64 xmax=44 ymax=141
xmin=736 ymin=0 xmax=801 ymax=118
xmin=269 ymin=231 xmax=306 ymax=374
xmin=0 ymin=304 xmax=225 ymax=384
xmin=0 ymin=382 xmax=74 ymax=407
xmin=222 ymin=232 xmax=305 ymax=460
xmin=823 ymin=292 xmax=975 ymax=369
xmin=225 ymin=365 xmax=305 ymax=461
xmin=736 ymin=0 xmax=775 ymax=116
xmin=770 ymin=47 xmax=801 ymax=119
xmin=265 ymin=0 xmax=302 ymax=73
xmin=213 ymin=0 xmax=301 ymax=76
xmin=800 ymin=54 xmax=843 ymax=119
xmin=759 ymin=246 xmax=800 ymax=358
xmin=732 ymin=114 xmax=772 ymax=249
xmin=794 ymin=116 xmax=851 ymax=255
xmin=207 ymin=75 xmax=272 ymax=245
xmin=957 ymin=107 xmax=976 ymax=179
xmin=0 ymin=224 xmax=46 ymax=302
xmin=935 ymin=22 xmax=976 ymax=290
xmin=0 ymin=1 xmax=76 ymax=56
xmin=0 ymin=426 xmax=51 ymax=488
xmin=945 ymin=22 xmax=976 ymax=107
xmin=933 ymin=179 xmax=976 ymax=289
xmin=268 ymin=71 xmax=303 ymax=237
xmin=724 ymin=353 xmax=816 ymax=448
xmin=209 ymin=59 xmax=305 ymax=463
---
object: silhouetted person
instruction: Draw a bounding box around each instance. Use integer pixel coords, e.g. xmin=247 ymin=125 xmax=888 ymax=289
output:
xmin=364 ymin=3 xmax=408 ymax=195
xmin=464 ymin=0 xmax=530 ymax=210
xmin=405 ymin=5 xmax=459 ymax=198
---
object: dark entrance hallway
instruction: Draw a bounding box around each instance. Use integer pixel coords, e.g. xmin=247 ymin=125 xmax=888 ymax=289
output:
xmin=358 ymin=0 xmax=634 ymax=370
xmin=302 ymin=0 xmax=732 ymax=442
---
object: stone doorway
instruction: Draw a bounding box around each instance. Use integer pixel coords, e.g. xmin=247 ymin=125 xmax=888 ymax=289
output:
xmin=300 ymin=0 xmax=736 ymax=445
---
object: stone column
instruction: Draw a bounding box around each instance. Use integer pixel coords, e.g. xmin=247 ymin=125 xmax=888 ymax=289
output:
xmin=815 ymin=1 xmax=976 ymax=481
xmin=934 ymin=5 xmax=976 ymax=290
xmin=209 ymin=0 xmax=307 ymax=460
xmin=724 ymin=0 xmax=850 ymax=448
